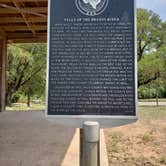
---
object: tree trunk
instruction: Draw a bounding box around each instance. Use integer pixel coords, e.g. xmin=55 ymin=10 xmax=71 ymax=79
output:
xmin=27 ymin=91 xmax=30 ymax=107
xmin=6 ymin=91 xmax=13 ymax=107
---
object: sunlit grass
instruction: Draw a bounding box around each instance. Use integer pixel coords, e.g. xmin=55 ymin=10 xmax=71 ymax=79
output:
xmin=139 ymin=98 xmax=166 ymax=102
xmin=6 ymin=103 xmax=45 ymax=111
xmin=139 ymin=106 xmax=166 ymax=120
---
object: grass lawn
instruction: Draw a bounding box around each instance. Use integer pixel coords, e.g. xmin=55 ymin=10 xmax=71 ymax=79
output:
xmin=139 ymin=98 xmax=166 ymax=102
xmin=105 ymin=106 xmax=166 ymax=166
xmin=6 ymin=103 xmax=45 ymax=111
xmin=139 ymin=106 xmax=166 ymax=120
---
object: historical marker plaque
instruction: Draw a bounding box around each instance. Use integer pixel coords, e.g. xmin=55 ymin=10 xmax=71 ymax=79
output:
xmin=46 ymin=0 xmax=137 ymax=127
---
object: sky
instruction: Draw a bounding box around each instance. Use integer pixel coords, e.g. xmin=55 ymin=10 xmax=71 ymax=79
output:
xmin=136 ymin=0 xmax=166 ymax=21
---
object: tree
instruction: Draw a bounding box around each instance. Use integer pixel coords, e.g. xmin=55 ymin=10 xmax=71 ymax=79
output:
xmin=137 ymin=9 xmax=166 ymax=61
xmin=20 ymin=67 xmax=46 ymax=107
xmin=138 ymin=53 xmax=159 ymax=87
xmin=6 ymin=44 xmax=46 ymax=106
xmin=138 ymin=45 xmax=166 ymax=88
xmin=137 ymin=8 xmax=166 ymax=88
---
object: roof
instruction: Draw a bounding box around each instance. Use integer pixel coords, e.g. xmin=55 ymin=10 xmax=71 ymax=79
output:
xmin=0 ymin=0 xmax=47 ymax=43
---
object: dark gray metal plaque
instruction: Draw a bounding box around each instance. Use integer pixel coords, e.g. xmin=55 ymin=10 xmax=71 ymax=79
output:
xmin=47 ymin=0 xmax=137 ymax=117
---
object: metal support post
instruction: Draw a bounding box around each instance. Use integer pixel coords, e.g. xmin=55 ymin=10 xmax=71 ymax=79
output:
xmin=80 ymin=121 xmax=100 ymax=166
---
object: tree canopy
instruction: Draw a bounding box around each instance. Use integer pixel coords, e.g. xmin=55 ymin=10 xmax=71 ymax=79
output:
xmin=137 ymin=8 xmax=166 ymax=61
xmin=6 ymin=44 xmax=46 ymax=105
xmin=137 ymin=8 xmax=166 ymax=95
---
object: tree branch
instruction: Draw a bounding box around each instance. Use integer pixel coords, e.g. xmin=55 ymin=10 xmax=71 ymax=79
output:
xmin=20 ymin=66 xmax=43 ymax=87
xmin=138 ymin=72 xmax=160 ymax=87
xmin=14 ymin=61 xmax=29 ymax=91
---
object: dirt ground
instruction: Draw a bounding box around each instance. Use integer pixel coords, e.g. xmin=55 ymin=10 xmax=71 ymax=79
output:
xmin=105 ymin=107 xmax=166 ymax=166
xmin=0 ymin=111 xmax=76 ymax=166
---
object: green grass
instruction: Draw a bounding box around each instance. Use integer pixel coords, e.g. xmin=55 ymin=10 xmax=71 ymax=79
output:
xmin=139 ymin=98 xmax=166 ymax=102
xmin=6 ymin=103 xmax=45 ymax=111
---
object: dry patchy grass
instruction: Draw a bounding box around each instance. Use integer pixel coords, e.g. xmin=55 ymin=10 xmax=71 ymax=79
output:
xmin=105 ymin=106 xmax=166 ymax=166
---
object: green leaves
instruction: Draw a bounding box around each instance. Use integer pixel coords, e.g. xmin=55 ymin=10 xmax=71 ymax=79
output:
xmin=138 ymin=45 xmax=166 ymax=98
xmin=137 ymin=8 xmax=166 ymax=98
xmin=137 ymin=9 xmax=165 ymax=61
xmin=6 ymin=44 xmax=47 ymax=105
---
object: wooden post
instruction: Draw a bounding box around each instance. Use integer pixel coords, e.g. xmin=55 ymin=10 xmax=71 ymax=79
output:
xmin=0 ymin=37 xmax=7 ymax=112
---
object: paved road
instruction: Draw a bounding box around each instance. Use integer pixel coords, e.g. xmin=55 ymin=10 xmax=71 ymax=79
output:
xmin=0 ymin=111 xmax=76 ymax=166
xmin=138 ymin=102 xmax=166 ymax=106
